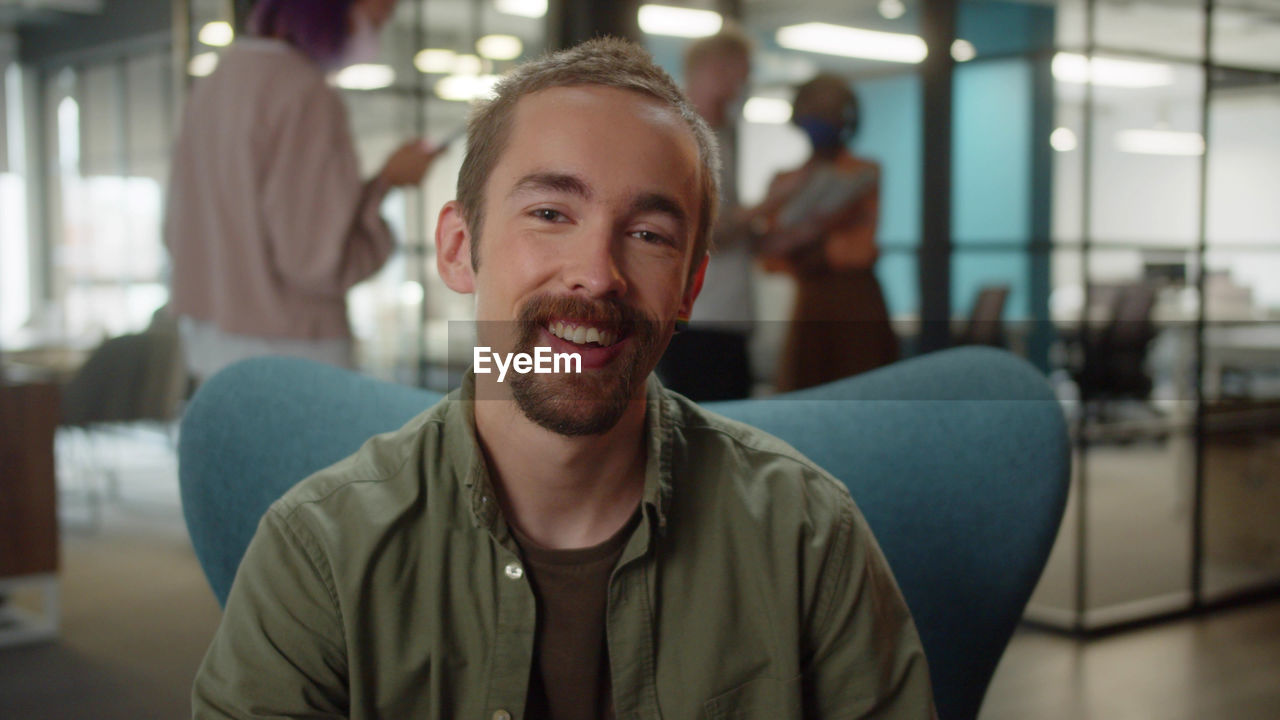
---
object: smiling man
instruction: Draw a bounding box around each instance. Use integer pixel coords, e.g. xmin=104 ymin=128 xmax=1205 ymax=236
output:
xmin=193 ymin=39 xmax=935 ymax=720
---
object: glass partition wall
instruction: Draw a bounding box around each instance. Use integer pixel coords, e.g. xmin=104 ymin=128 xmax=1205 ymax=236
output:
xmin=1025 ymin=0 xmax=1280 ymax=630
xmin=714 ymin=0 xmax=1278 ymax=631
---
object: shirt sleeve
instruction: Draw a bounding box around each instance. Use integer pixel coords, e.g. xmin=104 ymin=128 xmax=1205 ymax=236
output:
xmin=260 ymin=81 xmax=395 ymax=299
xmin=804 ymin=494 xmax=937 ymax=719
xmin=192 ymin=509 xmax=349 ymax=719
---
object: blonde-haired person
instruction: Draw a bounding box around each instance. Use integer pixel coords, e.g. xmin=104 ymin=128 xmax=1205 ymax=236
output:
xmin=166 ymin=0 xmax=442 ymax=382
xmin=755 ymin=74 xmax=899 ymax=391
xmin=656 ymin=23 xmax=757 ymax=401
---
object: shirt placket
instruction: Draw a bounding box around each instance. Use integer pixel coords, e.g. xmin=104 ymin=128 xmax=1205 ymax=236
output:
xmin=470 ymin=476 xmax=537 ymax=720
xmin=605 ymin=518 xmax=663 ymax=720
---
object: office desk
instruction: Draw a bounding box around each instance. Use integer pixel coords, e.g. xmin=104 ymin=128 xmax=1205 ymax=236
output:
xmin=0 ymin=381 xmax=61 ymax=646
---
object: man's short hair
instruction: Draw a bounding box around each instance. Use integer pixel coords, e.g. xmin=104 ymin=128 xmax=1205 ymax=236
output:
xmin=682 ymin=22 xmax=753 ymax=72
xmin=457 ymin=37 xmax=721 ymax=278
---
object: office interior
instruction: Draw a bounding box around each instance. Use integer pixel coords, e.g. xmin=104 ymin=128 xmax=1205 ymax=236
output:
xmin=1 ymin=0 xmax=1277 ymax=717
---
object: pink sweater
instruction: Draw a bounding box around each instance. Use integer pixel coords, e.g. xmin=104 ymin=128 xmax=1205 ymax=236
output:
xmin=165 ymin=39 xmax=394 ymax=340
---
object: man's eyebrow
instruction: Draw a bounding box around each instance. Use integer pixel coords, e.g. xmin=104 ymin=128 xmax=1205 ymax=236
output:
xmin=630 ymin=192 xmax=690 ymax=233
xmin=508 ymin=172 xmax=593 ymax=200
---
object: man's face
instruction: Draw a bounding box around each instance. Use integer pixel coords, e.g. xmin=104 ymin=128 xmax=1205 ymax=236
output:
xmin=460 ymin=86 xmax=704 ymax=435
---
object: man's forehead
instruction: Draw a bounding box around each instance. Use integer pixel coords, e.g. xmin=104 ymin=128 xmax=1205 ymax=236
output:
xmin=511 ymin=84 xmax=689 ymax=133
xmin=496 ymin=84 xmax=702 ymax=200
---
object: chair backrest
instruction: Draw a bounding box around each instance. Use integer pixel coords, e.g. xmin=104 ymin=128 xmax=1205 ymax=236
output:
xmin=60 ymin=313 xmax=187 ymax=427
xmin=956 ymin=284 xmax=1010 ymax=347
xmin=179 ymin=347 xmax=1069 ymax=720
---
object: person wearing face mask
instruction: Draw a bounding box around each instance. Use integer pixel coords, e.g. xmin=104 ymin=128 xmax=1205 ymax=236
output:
xmin=655 ymin=24 xmax=756 ymax=401
xmin=165 ymin=0 xmax=442 ymax=383
xmin=752 ymin=73 xmax=899 ymax=391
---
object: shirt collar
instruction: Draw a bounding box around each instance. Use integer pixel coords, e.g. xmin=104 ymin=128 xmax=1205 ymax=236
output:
xmin=441 ymin=370 xmax=675 ymax=539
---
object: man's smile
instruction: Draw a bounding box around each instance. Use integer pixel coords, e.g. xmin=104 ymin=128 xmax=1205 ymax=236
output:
xmin=546 ymin=320 xmax=621 ymax=348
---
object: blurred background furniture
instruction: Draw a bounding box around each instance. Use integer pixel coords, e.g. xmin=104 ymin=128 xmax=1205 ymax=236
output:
xmin=180 ymin=348 xmax=1070 ymax=719
xmin=1071 ymin=283 xmax=1159 ymax=414
xmin=955 ymin=284 xmax=1011 ymax=348
xmin=0 ymin=380 xmax=61 ymax=647
xmin=58 ymin=310 xmax=187 ymax=526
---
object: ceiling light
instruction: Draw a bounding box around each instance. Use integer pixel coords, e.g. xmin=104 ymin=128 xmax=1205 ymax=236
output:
xmin=1115 ymin=129 xmax=1204 ymax=156
xmin=1050 ymin=127 xmax=1077 ymax=152
xmin=743 ymin=97 xmax=792 ymax=125
xmin=188 ymin=52 xmax=219 ymax=77
xmin=333 ymin=64 xmax=395 ymax=90
xmin=638 ymin=5 xmax=723 ymax=38
xmin=453 ymin=54 xmax=484 ymax=75
xmin=951 ymin=39 xmax=976 ymax=62
xmin=878 ymin=0 xmax=906 ymax=20
xmin=415 ymin=48 xmax=457 ymax=74
xmin=1052 ymin=53 xmax=1174 ymax=88
xmin=198 ymin=21 xmax=234 ymax=47
xmin=496 ymin=0 xmax=547 ymax=18
xmin=476 ymin=34 xmax=523 ymax=61
xmin=776 ymin=23 xmax=928 ymax=64
xmin=436 ymin=74 xmax=501 ymax=102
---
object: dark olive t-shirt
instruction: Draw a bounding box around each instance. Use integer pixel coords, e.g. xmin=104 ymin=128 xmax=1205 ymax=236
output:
xmin=511 ymin=513 xmax=640 ymax=720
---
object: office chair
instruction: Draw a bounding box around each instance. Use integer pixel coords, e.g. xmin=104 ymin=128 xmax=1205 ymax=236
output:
xmin=955 ymin=284 xmax=1010 ymax=348
xmin=179 ymin=347 xmax=1070 ymax=720
xmin=59 ymin=310 xmax=187 ymax=523
xmin=1072 ymin=283 xmax=1159 ymax=420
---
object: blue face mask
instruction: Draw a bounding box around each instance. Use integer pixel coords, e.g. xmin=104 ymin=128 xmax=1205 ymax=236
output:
xmin=795 ymin=115 xmax=844 ymax=150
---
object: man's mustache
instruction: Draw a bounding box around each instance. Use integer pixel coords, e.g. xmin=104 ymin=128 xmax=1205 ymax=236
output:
xmin=517 ymin=294 xmax=660 ymax=337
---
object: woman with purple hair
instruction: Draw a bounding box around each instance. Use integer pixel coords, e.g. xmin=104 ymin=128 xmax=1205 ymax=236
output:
xmin=165 ymin=0 xmax=441 ymax=382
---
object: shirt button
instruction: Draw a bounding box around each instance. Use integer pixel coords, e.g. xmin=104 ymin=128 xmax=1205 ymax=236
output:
xmin=492 ymin=711 xmax=511 ymax=720
xmin=504 ymin=562 xmax=524 ymax=580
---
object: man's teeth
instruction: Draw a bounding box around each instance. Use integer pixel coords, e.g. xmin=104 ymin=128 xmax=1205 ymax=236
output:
xmin=548 ymin=321 xmax=617 ymax=347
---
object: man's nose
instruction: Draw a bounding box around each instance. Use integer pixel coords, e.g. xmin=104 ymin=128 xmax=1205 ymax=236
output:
xmin=564 ymin=225 xmax=627 ymax=298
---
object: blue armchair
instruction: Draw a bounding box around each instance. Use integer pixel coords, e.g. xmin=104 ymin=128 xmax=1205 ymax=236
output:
xmin=179 ymin=347 xmax=1069 ymax=719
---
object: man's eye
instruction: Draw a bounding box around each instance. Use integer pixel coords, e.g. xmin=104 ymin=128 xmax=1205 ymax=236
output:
xmin=632 ymin=230 xmax=673 ymax=246
xmin=532 ymin=208 xmax=564 ymax=222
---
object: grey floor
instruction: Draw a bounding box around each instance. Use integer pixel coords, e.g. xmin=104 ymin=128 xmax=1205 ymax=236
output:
xmin=0 ymin=426 xmax=1277 ymax=719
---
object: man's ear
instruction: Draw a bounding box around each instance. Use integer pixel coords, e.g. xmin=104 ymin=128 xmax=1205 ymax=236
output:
xmin=435 ymin=201 xmax=475 ymax=294
xmin=679 ymin=253 xmax=709 ymax=317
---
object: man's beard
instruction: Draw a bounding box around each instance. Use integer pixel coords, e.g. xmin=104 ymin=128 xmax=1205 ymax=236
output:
xmin=509 ymin=294 xmax=665 ymax=436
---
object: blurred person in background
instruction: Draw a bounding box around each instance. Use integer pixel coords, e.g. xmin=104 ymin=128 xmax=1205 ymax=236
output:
xmin=656 ymin=25 xmax=755 ymax=401
xmin=754 ymin=73 xmax=898 ymax=391
xmin=165 ymin=0 xmax=442 ymax=383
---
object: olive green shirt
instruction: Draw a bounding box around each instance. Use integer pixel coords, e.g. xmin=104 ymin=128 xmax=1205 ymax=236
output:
xmin=192 ymin=374 xmax=935 ymax=719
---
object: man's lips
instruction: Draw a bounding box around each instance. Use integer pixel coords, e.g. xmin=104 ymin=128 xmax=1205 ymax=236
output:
xmin=538 ymin=324 xmax=628 ymax=369
xmin=546 ymin=319 xmax=621 ymax=348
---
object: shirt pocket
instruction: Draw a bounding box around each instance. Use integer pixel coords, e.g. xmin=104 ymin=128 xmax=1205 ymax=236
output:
xmin=702 ymin=673 xmax=803 ymax=720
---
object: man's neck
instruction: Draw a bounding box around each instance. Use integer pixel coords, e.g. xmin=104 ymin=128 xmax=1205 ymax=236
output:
xmin=472 ymin=380 xmax=649 ymax=550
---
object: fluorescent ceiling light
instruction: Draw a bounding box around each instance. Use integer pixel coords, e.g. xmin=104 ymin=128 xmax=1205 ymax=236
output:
xmin=333 ymin=64 xmax=395 ymax=90
xmin=436 ymin=74 xmax=501 ymax=102
xmin=1115 ymin=129 xmax=1204 ymax=156
xmin=951 ymin=39 xmax=976 ymax=62
xmin=477 ymin=34 xmax=523 ymax=61
xmin=496 ymin=0 xmax=547 ymax=18
xmin=1052 ymin=53 xmax=1174 ymax=88
xmin=776 ymin=23 xmax=927 ymax=64
xmin=415 ymin=48 xmax=457 ymax=74
xmin=188 ymin=52 xmax=218 ymax=77
xmin=1050 ymin=127 xmax=1078 ymax=152
xmin=878 ymin=0 xmax=906 ymax=20
xmin=453 ymin=54 xmax=484 ymax=75
xmin=198 ymin=21 xmax=234 ymax=47
xmin=638 ymin=5 xmax=723 ymax=38
xmin=743 ymin=97 xmax=792 ymax=125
